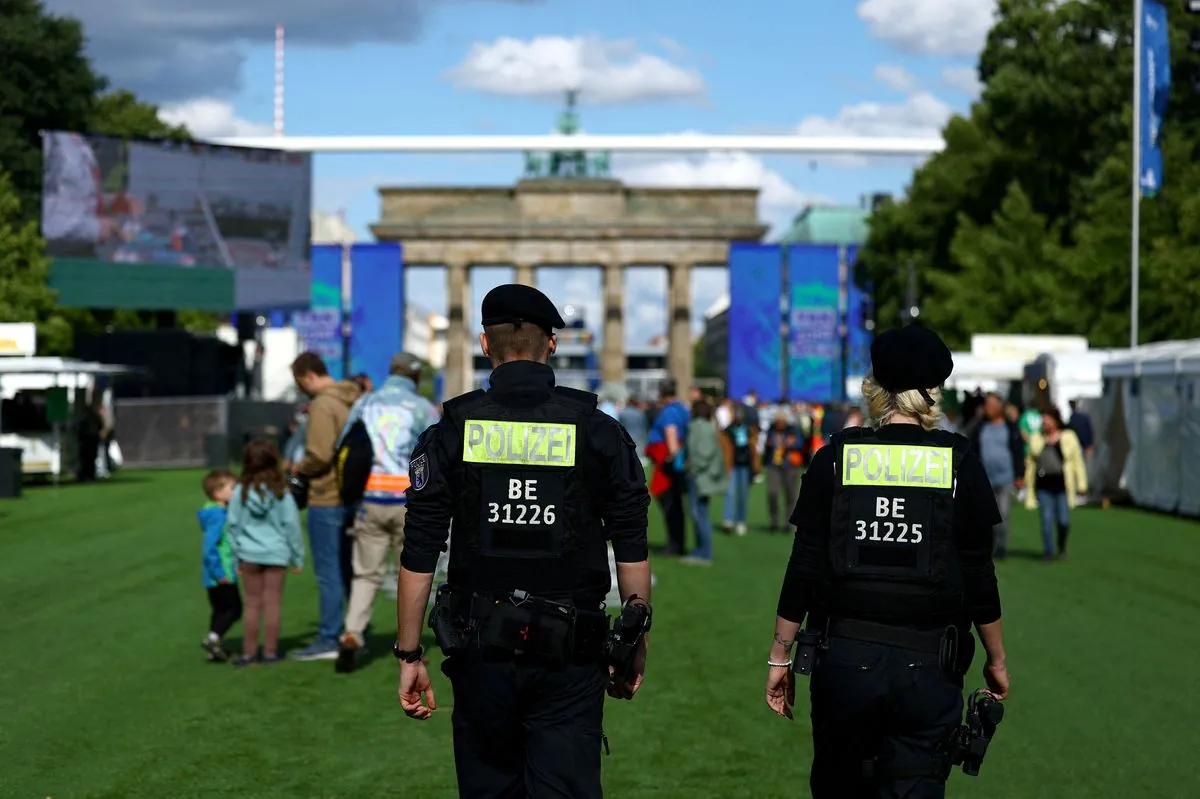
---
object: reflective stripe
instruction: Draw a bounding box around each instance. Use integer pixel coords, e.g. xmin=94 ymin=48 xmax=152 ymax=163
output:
xmin=365 ymin=473 xmax=411 ymax=493
xmin=462 ymin=420 xmax=576 ymax=466
xmin=841 ymin=443 xmax=953 ymax=489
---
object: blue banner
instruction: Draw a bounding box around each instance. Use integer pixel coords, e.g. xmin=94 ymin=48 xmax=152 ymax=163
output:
xmin=1139 ymin=0 xmax=1170 ymax=197
xmin=349 ymin=243 xmax=404 ymax=387
xmin=787 ymin=245 xmax=839 ymax=402
xmin=727 ymin=243 xmax=783 ymax=400
xmin=309 ymin=244 xmax=344 ymax=379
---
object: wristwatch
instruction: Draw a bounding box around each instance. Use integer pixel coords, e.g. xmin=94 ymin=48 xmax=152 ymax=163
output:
xmin=392 ymin=642 xmax=424 ymax=663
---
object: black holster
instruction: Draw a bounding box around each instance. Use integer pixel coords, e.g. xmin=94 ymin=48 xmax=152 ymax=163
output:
xmin=429 ymin=584 xmax=607 ymax=668
xmin=792 ymin=630 xmax=824 ymax=676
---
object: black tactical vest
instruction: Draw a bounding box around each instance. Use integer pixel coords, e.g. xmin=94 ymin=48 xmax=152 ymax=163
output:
xmin=440 ymin=385 xmax=606 ymax=598
xmin=826 ymin=427 xmax=968 ymax=619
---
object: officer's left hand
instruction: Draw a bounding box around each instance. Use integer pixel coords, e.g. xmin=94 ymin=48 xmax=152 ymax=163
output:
xmin=765 ymin=665 xmax=795 ymax=720
xmin=398 ymin=660 xmax=437 ymax=720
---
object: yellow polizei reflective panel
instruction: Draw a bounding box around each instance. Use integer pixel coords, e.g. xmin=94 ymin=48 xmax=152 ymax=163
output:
xmin=842 ymin=443 xmax=952 ymax=489
xmin=463 ymin=419 xmax=576 ymax=466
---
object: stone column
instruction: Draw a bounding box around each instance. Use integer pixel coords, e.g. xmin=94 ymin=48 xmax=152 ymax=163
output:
xmin=513 ymin=263 xmax=536 ymax=286
xmin=667 ymin=262 xmax=693 ymax=397
xmin=602 ymin=263 xmax=625 ymax=386
xmin=445 ymin=260 xmax=473 ymax=398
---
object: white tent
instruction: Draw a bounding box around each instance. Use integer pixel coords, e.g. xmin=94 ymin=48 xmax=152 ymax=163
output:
xmin=946 ymin=353 xmax=1027 ymax=393
xmin=1099 ymin=340 xmax=1200 ymax=514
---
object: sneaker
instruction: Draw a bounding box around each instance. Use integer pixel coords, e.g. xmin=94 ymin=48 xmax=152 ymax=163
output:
xmin=735 ymin=523 xmax=747 ymax=536
xmin=335 ymin=633 xmax=361 ymax=674
xmin=722 ymin=521 xmax=734 ymax=533
xmin=202 ymin=635 xmax=229 ymax=662
xmin=290 ymin=642 xmax=339 ymax=661
xmin=260 ymin=653 xmax=284 ymax=665
xmin=680 ymin=555 xmax=712 ymax=566
xmin=233 ymin=655 xmax=257 ymax=668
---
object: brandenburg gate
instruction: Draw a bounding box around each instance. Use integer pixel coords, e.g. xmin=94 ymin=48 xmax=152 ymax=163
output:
xmin=369 ymin=93 xmax=768 ymax=398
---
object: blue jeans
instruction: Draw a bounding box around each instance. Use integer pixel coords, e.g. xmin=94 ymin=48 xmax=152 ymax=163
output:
xmin=307 ymin=505 xmax=348 ymax=647
xmin=1036 ymin=490 xmax=1070 ymax=556
xmin=687 ymin=477 xmax=714 ymax=560
xmin=724 ymin=465 xmax=751 ymax=525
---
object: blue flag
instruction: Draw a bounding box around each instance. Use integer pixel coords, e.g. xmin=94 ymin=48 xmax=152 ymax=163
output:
xmin=1140 ymin=0 xmax=1171 ymax=197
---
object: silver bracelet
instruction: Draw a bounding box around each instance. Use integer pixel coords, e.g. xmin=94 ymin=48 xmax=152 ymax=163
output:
xmin=767 ymin=659 xmax=793 ymax=668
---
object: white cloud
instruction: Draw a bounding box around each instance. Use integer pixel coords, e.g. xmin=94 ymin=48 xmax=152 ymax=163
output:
xmin=615 ymin=149 xmax=826 ymax=232
xmin=158 ymin=98 xmax=274 ymax=138
xmin=941 ymin=65 xmax=982 ymax=96
xmin=794 ymin=91 xmax=953 ymax=167
xmin=446 ymin=36 xmax=706 ymax=104
xmin=874 ymin=64 xmax=919 ymax=94
xmin=857 ymin=0 xmax=995 ymax=56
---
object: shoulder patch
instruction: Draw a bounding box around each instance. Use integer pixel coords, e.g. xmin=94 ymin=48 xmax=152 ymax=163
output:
xmin=411 ymin=453 xmax=429 ymax=491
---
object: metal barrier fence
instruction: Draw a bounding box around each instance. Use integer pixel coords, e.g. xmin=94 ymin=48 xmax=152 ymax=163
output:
xmin=114 ymin=397 xmax=298 ymax=469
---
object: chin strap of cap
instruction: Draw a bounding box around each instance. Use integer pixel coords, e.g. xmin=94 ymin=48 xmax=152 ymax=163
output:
xmin=918 ymin=388 xmax=935 ymax=408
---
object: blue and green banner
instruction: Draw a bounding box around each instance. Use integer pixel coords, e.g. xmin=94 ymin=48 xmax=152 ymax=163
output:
xmin=306 ymin=244 xmax=344 ymax=378
xmin=786 ymin=245 xmax=839 ymax=402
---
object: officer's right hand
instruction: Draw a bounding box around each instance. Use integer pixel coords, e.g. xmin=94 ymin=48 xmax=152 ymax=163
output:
xmin=398 ymin=660 xmax=437 ymax=720
xmin=983 ymin=658 xmax=1010 ymax=700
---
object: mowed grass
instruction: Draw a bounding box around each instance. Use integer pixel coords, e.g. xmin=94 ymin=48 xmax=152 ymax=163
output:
xmin=0 ymin=470 xmax=1197 ymax=798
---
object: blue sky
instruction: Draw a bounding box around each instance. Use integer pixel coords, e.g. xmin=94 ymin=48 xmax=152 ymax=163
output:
xmin=51 ymin=0 xmax=995 ymax=346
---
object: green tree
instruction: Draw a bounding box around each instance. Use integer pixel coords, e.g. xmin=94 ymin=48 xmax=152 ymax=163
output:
xmin=858 ymin=0 xmax=1200 ymax=348
xmin=0 ymin=173 xmax=72 ymax=352
xmin=89 ymin=91 xmax=190 ymax=141
xmin=0 ymin=0 xmax=103 ymax=221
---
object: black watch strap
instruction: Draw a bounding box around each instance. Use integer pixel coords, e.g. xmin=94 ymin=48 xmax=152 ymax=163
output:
xmin=393 ymin=642 xmax=424 ymax=663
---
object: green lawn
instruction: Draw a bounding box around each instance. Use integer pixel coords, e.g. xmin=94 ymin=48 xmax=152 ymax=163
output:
xmin=0 ymin=470 xmax=1197 ymax=798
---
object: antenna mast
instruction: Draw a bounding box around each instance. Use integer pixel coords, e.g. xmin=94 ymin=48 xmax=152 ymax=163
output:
xmin=274 ymin=22 xmax=285 ymax=137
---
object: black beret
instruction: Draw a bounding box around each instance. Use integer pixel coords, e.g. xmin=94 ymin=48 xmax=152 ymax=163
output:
xmin=870 ymin=324 xmax=953 ymax=393
xmin=480 ymin=284 xmax=565 ymax=333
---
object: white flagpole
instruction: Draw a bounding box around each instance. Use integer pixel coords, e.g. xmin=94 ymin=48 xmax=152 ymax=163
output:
xmin=1131 ymin=0 xmax=1143 ymax=350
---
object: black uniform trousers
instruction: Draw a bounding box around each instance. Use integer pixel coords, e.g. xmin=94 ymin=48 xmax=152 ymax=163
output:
xmin=809 ymin=637 xmax=963 ymax=799
xmin=442 ymin=654 xmax=607 ymax=798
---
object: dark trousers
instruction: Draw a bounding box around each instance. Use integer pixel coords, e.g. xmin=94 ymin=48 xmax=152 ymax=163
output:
xmin=77 ymin=436 xmax=99 ymax=482
xmin=809 ymin=637 xmax=963 ymax=799
xmin=206 ymin=583 xmax=243 ymax=638
xmin=442 ymin=655 xmax=607 ymax=798
xmin=657 ymin=470 xmax=687 ymax=555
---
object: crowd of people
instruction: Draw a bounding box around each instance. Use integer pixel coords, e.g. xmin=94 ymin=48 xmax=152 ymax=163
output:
xmin=596 ymin=381 xmax=874 ymax=566
xmin=197 ymin=351 xmax=438 ymax=666
xmin=197 ymin=356 xmax=1099 ymax=663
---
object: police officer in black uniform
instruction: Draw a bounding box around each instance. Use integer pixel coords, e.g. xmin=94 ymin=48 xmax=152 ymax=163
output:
xmin=764 ymin=325 xmax=1011 ymax=798
xmin=395 ymin=284 xmax=653 ymax=798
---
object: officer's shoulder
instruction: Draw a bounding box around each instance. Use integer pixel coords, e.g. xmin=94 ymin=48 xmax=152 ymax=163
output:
xmin=553 ymin=385 xmax=599 ymax=413
xmin=441 ymin=389 xmax=487 ymax=415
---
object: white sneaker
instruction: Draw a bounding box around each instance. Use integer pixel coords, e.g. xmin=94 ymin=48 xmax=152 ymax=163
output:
xmin=735 ymin=523 xmax=747 ymax=536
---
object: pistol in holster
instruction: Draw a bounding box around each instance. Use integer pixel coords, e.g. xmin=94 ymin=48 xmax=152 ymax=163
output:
xmin=428 ymin=584 xmax=473 ymax=655
xmin=606 ymin=598 xmax=651 ymax=684
xmin=791 ymin=629 xmax=824 ymax=676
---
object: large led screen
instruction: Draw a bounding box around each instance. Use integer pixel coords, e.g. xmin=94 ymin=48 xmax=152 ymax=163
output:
xmin=41 ymin=132 xmax=312 ymax=309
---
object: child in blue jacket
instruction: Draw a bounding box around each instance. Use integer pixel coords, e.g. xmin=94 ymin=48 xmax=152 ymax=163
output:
xmin=198 ymin=469 xmax=242 ymax=662
xmin=228 ymin=439 xmax=305 ymax=667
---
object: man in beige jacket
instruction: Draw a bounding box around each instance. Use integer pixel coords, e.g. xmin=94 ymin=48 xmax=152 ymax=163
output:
xmin=289 ymin=352 xmax=363 ymax=660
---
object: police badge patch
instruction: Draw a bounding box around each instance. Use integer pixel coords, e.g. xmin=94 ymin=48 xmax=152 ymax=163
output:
xmin=411 ymin=453 xmax=429 ymax=491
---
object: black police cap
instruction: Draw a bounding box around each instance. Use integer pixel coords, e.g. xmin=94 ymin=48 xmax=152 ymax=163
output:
xmin=870 ymin=324 xmax=954 ymax=393
xmin=480 ymin=284 xmax=565 ymax=333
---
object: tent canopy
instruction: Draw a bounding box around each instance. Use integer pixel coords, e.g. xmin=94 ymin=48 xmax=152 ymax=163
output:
xmin=0 ymin=357 xmax=148 ymax=377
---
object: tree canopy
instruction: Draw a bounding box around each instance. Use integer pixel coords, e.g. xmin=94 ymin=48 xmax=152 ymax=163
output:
xmin=0 ymin=0 xmax=201 ymax=354
xmin=857 ymin=0 xmax=1200 ymax=348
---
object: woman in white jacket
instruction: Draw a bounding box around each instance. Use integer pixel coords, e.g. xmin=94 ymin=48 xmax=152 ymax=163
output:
xmin=1024 ymin=407 xmax=1088 ymax=560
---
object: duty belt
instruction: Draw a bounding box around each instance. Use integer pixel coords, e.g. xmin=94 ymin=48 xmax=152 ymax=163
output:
xmin=430 ymin=584 xmax=609 ymax=665
xmin=826 ymin=618 xmax=949 ymax=655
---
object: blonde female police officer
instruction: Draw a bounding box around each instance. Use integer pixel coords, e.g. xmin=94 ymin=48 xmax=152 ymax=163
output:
xmin=394 ymin=284 xmax=652 ymax=799
xmin=764 ymin=324 xmax=1011 ymax=798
